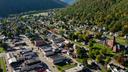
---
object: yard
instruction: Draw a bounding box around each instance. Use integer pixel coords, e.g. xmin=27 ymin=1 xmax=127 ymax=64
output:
xmin=93 ymin=43 xmax=115 ymax=55
xmin=116 ymin=37 xmax=128 ymax=45
xmin=0 ymin=58 xmax=6 ymax=72
xmin=108 ymin=36 xmax=128 ymax=45
xmin=0 ymin=47 xmax=5 ymax=53
xmin=0 ymin=42 xmax=5 ymax=53
xmin=76 ymin=58 xmax=83 ymax=63
xmin=57 ymin=63 xmax=77 ymax=72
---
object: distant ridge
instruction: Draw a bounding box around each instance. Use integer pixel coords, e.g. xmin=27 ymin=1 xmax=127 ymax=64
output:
xmin=0 ymin=0 xmax=67 ymax=17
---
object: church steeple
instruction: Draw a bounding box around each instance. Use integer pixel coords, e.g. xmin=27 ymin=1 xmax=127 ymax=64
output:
xmin=112 ymin=36 xmax=116 ymax=47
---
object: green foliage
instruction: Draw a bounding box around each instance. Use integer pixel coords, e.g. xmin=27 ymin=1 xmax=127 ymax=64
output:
xmin=76 ymin=47 xmax=87 ymax=58
xmin=58 ymin=0 xmax=128 ymax=34
xmin=89 ymin=40 xmax=94 ymax=47
xmin=96 ymin=55 xmax=101 ymax=63
xmin=57 ymin=63 xmax=77 ymax=72
xmin=95 ymin=32 xmax=102 ymax=39
xmin=104 ymin=57 xmax=111 ymax=64
xmin=88 ymin=43 xmax=114 ymax=65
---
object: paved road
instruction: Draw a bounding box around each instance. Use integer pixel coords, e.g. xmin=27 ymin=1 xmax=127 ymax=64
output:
xmin=24 ymin=36 xmax=59 ymax=72
xmin=22 ymin=21 xmax=59 ymax=72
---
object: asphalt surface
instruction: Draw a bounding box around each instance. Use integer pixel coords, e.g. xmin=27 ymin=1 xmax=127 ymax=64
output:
xmin=24 ymin=36 xmax=59 ymax=72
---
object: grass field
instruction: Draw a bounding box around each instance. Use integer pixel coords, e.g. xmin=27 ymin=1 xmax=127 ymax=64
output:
xmin=0 ymin=58 xmax=6 ymax=72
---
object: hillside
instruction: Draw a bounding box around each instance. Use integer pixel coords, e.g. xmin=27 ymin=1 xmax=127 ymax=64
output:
xmin=0 ymin=0 xmax=67 ymax=17
xmin=57 ymin=0 xmax=128 ymax=35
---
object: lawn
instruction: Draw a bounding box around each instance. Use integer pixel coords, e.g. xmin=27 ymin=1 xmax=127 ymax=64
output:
xmin=93 ymin=43 xmax=115 ymax=55
xmin=93 ymin=43 xmax=110 ymax=50
xmin=0 ymin=47 xmax=5 ymax=53
xmin=57 ymin=63 xmax=77 ymax=72
xmin=93 ymin=43 xmax=105 ymax=49
xmin=108 ymin=36 xmax=127 ymax=45
xmin=0 ymin=58 xmax=6 ymax=72
xmin=116 ymin=37 xmax=128 ymax=45
xmin=76 ymin=58 xmax=83 ymax=63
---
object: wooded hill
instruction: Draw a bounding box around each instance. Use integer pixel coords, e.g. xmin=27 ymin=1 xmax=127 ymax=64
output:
xmin=57 ymin=0 xmax=128 ymax=35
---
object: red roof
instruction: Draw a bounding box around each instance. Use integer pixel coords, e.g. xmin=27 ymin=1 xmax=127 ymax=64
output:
xmin=34 ymin=40 xmax=46 ymax=46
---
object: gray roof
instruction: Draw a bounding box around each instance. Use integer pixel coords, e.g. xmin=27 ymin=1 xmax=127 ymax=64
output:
xmin=50 ymin=54 xmax=65 ymax=61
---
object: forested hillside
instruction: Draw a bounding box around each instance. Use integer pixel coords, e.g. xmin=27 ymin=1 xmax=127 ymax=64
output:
xmin=57 ymin=0 xmax=128 ymax=35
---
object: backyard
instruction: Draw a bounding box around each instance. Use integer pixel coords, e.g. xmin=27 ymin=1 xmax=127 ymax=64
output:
xmin=0 ymin=57 xmax=6 ymax=72
xmin=57 ymin=63 xmax=77 ymax=72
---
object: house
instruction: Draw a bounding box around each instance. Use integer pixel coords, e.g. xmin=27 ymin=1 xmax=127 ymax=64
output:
xmin=53 ymin=37 xmax=65 ymax=44
xmin=22 ymin=52 xmax=37 ymax=59
xmin=113 ymin=44 xmax=121 ymax=52
xmin=125 ymin=45 xmax=128 ymax=51
xmin=40 ymin=45 xmax=53 ymax=52
xmin=44 ymin=50 xmax=54 ymax=57
xmin=8 ymin=57 xmax=17 ymax=64
xmin=20 ymin=49 xmax=32 ymax=55
xmin=124 ymin=34 xmax=128 ymax=39
xmin=65 ymin=64 xmax=84 ymax=72
xmin=54 ymin=48 xmax=62 ymax=53
xmin=0 ymin=35 xmax=5 ymax=40
xmin=24 ymin=58 xmax=41 ymax=66
xmin=107 ymin=64 xmax=127 ymax=72
xmin=109 ymin=32 xmax=114 ymax=36
xmin=8 ymin=48 xmax=49 ymax=72
xmin=114 ymin=32 xmax=119 ymax=37
xmin=0 ymin=23 xmax=2 ymax=29
xmin=88 ymin=34 xmax=94 ymax=39
xmin=15 ymin=42 xmax=26 ymax=47
xmin=40 ymin=45 xmax=54 ymax=57
xmin=48 ymin=54 xmax=65 ymax=64
xmin=34 ymin=40 xmax=47 ymax=47
xmin=21 ymin=62 xmax=48 ymax=72
xmin=61 ymin=49 xmax=68 ymax=54
xmin=47 ymin=34 xmax=57 ymax=40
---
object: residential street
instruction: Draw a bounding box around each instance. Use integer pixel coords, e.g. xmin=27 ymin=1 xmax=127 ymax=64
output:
xmin=24 ymin=35 xmax=59 ymax=72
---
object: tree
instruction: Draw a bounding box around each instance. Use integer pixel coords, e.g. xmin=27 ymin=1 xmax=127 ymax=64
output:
xmin=88 ymin=50 xmax=95 ymax=59
xmin=96 ymin=55 xmax=101 ymax=63
xmin=76 ymin=47 xmax=87 ymax=58
xmin=104 ymin=57 xmax=111 ymax=64
xmin=82 ymin=58 xmax=88 ymax=66
xmin=89 ymin=40 xmax=94 ymax=47
xmin=58 ymin=0 xmax=128 ymax=34
xmin=122 ymin=25 xmax=128 ymax=35
xmin=95 ymin=32 xmax=102 ymax=39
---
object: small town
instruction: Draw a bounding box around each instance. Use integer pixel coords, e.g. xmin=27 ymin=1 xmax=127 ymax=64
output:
xmin=0 ymin=9 xmax=128 ymax=72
